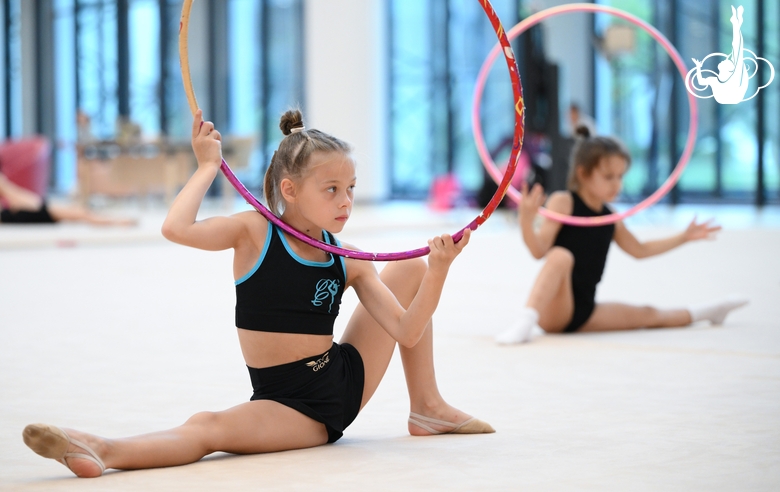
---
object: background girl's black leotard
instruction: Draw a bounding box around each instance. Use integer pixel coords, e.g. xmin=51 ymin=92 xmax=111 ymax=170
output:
xmin=0 ymin=203 xmax=56 ymax=224
xmin=235 ymin=222 xmax=346 ymax=335
xmin=552 ymin=191 xmax=615 ymax=332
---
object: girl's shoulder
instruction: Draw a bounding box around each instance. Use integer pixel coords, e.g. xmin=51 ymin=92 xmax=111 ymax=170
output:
xmin=546 ymin=190 xmax=574 ymax=214
xmin=232 ymin=210 xmax=271 ymax=247
xmin=338 ymin=241 xmax=372 ymax=287
xmin=233 ymin=209 xmax=269 ymax=228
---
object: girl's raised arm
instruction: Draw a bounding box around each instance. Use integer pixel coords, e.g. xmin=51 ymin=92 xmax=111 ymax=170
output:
xmin=161 ymin=111 xmax=248 ymax=251
xmin=519 ymin=184 xmax=568 ymax=259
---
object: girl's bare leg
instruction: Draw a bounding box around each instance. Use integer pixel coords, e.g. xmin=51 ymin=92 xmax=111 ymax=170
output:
xmin=31 ymin=400 xmax=328 ymax=478
xmin=340 ymin=259 xmax=478 ymax=435
xmin=527 ymin=247 xmax=576 ymax=333
xmin=579 ymin=303 xmax=692 ymax=332
xmin=398 ymin=310 xmax=481 ymax=435
xmin=0 ymin=173 xmax=135 ymax=226
xmin=47 ymin=204 xmax=137 ymax=226
xmin=496 ymin=247 xmax=576 ymax=343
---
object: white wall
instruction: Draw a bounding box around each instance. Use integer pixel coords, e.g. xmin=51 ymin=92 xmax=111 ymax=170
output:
xmin=304 ymin=0 xmax=389 ymax=203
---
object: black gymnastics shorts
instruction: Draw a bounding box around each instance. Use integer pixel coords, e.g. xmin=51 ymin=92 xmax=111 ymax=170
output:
xmin=0 ymin=203 xmax=56 ymax=224
xmin=563 ymin=283 xmax=597 ymax=333
xmin=248 ymin=342 xmax=364 ymax=443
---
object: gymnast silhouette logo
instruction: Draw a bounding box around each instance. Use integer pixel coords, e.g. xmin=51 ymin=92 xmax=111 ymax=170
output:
xmin=311 ymin=278 xmax=340 ymax=313
xmin=306 ymin=352 xmax=330 ymax=372
xmin=686 ymin=5 xmax=774 ymax=104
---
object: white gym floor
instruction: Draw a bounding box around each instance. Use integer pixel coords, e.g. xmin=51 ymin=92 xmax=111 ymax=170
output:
xmin=1 ymin=200 xmax=779 ymax=491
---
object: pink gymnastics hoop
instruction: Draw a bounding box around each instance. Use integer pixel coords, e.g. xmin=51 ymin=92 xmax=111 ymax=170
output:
xmin=180 ymin=0 xmax=525 ymax=260
xmin=473 ymin=3 xmax=698 ymax=226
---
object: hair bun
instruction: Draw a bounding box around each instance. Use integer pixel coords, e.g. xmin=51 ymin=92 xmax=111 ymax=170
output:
xmin=280 ymin=109 xmax=305 ymax=136
xmin=574 ymin=124 xmax=591 ymax=139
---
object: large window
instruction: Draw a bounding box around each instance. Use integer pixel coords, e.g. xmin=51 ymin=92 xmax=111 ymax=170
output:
xmin=76 ymin=0 xmax=118 ymax=140
xmin=228 ymin=0 xmax=304 ymax=188
xmin=389 ymin=0 xmax=779 ymax=205
xmin=31 ymin=0 xmax=304 ymax=194
xmin=595 ymin=0 xmax=778 ymax=204
xmin=1 ymin=0 xmax=22 ymax=139
xmin=389 ymin=0 xmax=520 ymax=199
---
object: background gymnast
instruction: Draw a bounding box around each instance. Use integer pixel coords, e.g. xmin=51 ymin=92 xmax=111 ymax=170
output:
xmin=22 ymin=109 xmax=493 ymax=478
xmin=495 ymin=125 xmax=748 ymax=345
xmin=0 ymin=171 xmax=136 ymax=226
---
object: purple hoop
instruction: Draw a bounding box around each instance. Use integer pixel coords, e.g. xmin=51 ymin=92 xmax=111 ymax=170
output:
xmin=473 ymin=3 xmax=698 ymax=226
xmin=180 ymin=0 xmax=525 ymax=260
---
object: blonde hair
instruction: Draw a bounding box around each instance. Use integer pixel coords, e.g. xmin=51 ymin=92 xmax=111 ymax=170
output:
xmin=263 ymin=109 xmax=352 ymax=216
xmin=567 ymin=125 xmax=631 ymax=192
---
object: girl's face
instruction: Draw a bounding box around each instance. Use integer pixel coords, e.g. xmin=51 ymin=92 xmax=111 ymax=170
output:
xmin=288 ymin=151 xmax=356 ymax=233
xmin=579 ymin=154 xmax=627 ymax=203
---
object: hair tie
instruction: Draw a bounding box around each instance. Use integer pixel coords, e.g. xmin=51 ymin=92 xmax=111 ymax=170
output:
xmin=290 ymin=126 xmax=305 ymax=134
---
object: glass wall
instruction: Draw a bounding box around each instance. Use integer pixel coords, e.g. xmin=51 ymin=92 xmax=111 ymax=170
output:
xmin=389 ymin=0 xmax=520 ymax=199
xmin=1 ymin=0 xmax=22 ymax=139
xmin=765 ymin=0 xmax=780 ymax=198
xmin=10 ymin=0 xmax=779 ymax=204
xmin=54 ymin=0 xmax=77 ymax=189
xmin=128 ymin=0 xmax=160 ymax=137
xmin=220 ymin=0 xmax=305 ymax=188
xmin=76 ymin=0 xmax=118 ymax=140
xmin=595 ymin=0 xmax=778 ymax=204
xmin=26 ymin=0 xmax=303 ymax=194
xmin=390 ymin=0 xmax=779 ymax=205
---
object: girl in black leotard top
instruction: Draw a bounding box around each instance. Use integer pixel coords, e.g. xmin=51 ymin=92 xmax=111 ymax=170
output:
xmin=22 ymin=109 xmax=492 ymax=478
xmin=495 ymin=126 xmax=748 ymax=344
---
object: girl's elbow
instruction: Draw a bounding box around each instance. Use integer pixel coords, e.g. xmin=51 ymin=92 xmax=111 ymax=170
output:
xmin=399 ymin=338 xmax=417 ymax=349
xmin=161 ymin=221 xmax=184 ymax=243
xmin=630 ymin=249 xmax=647 ymax=259
xmin=529 ymin=246 xmax=547 ymax=260
xmin=160 ymin=221 xmax=175 ymax=241
xmin=398 ymin=330 xmax=423 ymax=348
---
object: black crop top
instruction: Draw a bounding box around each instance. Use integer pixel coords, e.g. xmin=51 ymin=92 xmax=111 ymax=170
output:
xmin=235 ymin=223 xmax=346 ymax=335
xmin=553 ymin=191 xmax=615 ymax=290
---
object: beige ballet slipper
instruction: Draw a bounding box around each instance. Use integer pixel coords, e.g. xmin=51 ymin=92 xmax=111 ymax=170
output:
xmin=408 ymin=412 xmax=496 ymax=435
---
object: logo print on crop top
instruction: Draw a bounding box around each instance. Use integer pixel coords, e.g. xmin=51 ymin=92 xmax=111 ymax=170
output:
xmin=311 ymin=279 xmax=340 ymax=313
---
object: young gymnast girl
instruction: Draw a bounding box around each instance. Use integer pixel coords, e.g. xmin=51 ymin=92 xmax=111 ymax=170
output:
xmin=22 ymin=109 xmax=493 ymax=478
xmin=495 ymin=126 xmax=748 ymax=344
xmin=0 ymin=171 xmax=136 ymax=226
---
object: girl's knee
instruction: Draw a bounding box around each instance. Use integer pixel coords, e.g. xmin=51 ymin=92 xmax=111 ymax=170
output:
xmin=540 ymin=324 xmax=566 ymax=334
xmin=381 ymin=257 xmax=426 ymax=286
xmin=379 ymin=257 xmax=426 ymax=307
xmin=185 ymin=411 xmax=219 ymax=429
xmin=402 ymin=257 xmax=427 ymax=277
xmin=547 ymin=247 xmax=574 ymax=267
xmin=640 ymin=306 xmax=664 ymax=327
xmin=184 ymin=411 xmax=229 ymax=454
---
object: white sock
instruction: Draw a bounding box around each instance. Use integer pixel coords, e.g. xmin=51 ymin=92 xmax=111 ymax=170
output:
xmin=688 ymin=296 xmax=749 ymax=325
xmin=496 ymin=307 xmax=539 ymax=345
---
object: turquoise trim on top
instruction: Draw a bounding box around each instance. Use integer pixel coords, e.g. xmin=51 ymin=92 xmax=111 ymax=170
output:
xmin=278 ymin=227 xmax=335 ymax=267
xmin=235 ymin=222 xmax=274 ymax=285
xmin=333 ymin=234 xmax=347 ymax=283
